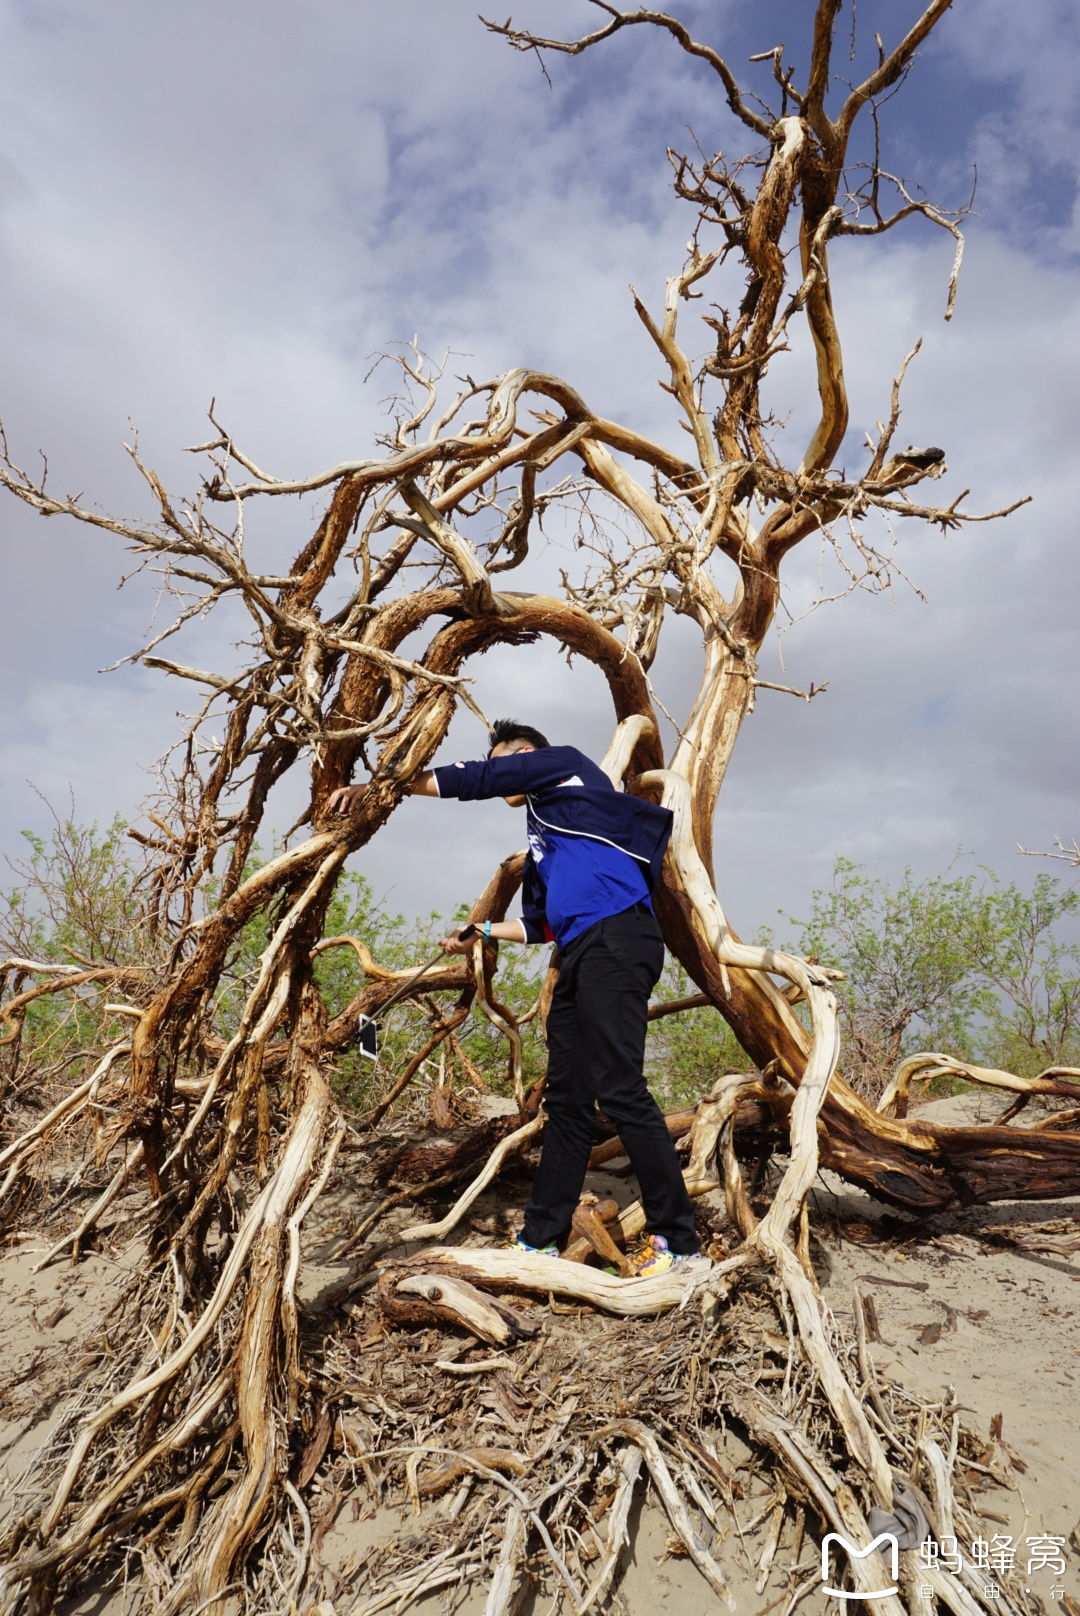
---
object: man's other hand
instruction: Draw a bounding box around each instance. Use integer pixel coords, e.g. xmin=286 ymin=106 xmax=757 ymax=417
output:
xmin=439 ymin=927 xmax=476 ymax=956
xmin=328 ymin=785 xmax=365 ymax=815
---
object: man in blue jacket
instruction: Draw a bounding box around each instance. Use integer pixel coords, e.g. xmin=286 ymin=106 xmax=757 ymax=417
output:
xmin=331 ymin=719 xmax=700 ymax=1276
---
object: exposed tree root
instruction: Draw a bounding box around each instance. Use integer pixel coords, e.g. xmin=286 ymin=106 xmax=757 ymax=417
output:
xmin=314 ymin=1254 xmax=1022 ymax=1616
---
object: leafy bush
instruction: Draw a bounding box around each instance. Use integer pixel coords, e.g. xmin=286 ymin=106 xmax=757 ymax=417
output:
xmin=962 ymin=872 xmax=1080 ymax=1077
xmin=784 ymin=858 xmax=1080 ymax=1099
xmin=0 ymin=810 xmax=159 ymax=1073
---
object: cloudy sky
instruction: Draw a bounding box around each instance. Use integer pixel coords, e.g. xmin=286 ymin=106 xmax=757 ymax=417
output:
xmin=0 ymin=0 xmax=1077 ymax=939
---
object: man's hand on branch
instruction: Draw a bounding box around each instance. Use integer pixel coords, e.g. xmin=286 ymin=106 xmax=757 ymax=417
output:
xmin=439 ymin=926 xmax=477 ymax=956
xmin=328 ymin=770 xmax=439 ymax=815
xmin=328 ymin=785 xmax=365 ymax=815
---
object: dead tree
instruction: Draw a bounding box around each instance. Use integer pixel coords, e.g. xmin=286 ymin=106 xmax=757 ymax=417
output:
xmin=1 ymin=5 xmax=1077 ymax=1613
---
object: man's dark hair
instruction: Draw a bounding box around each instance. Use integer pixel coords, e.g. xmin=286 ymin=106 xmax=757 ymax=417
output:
xmin=487 ymin=718 xmax=550 ymax=755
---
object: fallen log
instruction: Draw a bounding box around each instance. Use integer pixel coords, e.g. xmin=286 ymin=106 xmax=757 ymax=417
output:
xmin=397 ymin=1245 xmax=725 ymax=1317
xmin=383 ymin=1114 xmax=519 ymax=1185
xmin=588 ymin=1095 xmax=780 ymax=1171
xmin=979 ymin=1220 xmax=1080 ymax=1256
xmin=878 ymin=1053 xmax=1080 ymax=1119
xmin=376 ymin=1267 xmax=540 ymax=1345
xmin=395 ymin=1113 xmax=545 ymax=1244
xmin=587 ymin=1105 xmax=698 ymax=1167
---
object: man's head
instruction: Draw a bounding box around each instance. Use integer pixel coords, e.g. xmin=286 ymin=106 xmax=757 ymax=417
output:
xmin=487 ymin=718 xmax=549 ymax=758
xmin=487 ymin=718 xmax=549 ymax=805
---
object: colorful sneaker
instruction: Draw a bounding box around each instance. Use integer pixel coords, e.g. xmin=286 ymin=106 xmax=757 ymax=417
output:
xmin=628 ymin=1234 xmax=701 ymax=1278
xmin=498 ymin=1235 xmax=559 ymax=1258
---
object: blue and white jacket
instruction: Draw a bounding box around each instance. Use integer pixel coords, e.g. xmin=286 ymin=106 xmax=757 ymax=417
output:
xmin=432 ymin=745 xmax=673 ymax=945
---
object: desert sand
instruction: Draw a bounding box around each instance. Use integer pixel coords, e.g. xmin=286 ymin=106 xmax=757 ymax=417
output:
xmin=1 ymin=1088 xmax=1077 ymax=1615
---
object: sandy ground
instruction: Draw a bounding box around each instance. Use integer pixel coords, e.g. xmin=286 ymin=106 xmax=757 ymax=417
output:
xmin=1 ymin=1088 xmax=1078 ymax=1613
xmin=817 ymin=1094 xmax=1080 ymax=1556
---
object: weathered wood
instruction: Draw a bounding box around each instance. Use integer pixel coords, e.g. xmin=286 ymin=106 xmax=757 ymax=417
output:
xmin=378 ymin=1271 xmax=537 ymax=1347
xmin=0 ymin=8 xmax=1051 ymax=1610
xmin=421 ymin=1451 xmax=526 ymax=1500
xmin=395 ymin=1113 xmax=545 ymax=1244
xmin=413 ymin=1245 xmax=723 ymax=1317
xmin=566 ymin=1194 xmax=631 ymax=1274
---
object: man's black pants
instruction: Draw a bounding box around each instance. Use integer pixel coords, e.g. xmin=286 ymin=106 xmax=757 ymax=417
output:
xmin=521 ymin=904 xmax=699 ymax=1255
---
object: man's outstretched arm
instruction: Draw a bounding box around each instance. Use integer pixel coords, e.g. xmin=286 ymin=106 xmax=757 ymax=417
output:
xmin=326 ymin=777 xmax=544 ymax=949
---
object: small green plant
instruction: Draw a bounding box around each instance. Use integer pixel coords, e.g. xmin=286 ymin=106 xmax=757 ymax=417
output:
xmin=784 ymin=857 xmax=991 ymax=1097
xmin=1 ymin=810 xmax=148 ymax=967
